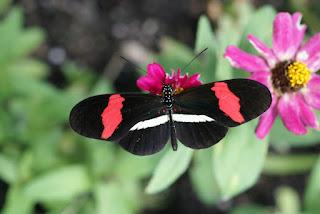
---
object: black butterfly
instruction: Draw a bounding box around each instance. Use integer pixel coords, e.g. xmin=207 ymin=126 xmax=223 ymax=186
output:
xmin=70 ymin=77 xmax=271 ymax=155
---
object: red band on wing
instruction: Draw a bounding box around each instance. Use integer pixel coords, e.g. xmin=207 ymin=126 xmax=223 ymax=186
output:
xmin=101 ymin=94 xmax=125 ymax=139
xmin=211 ymin=82 xmax=245 ymax=123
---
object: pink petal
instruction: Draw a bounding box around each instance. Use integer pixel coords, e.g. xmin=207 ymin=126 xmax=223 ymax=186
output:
xmin=292 ymin=13 xmax=307 ymax=52
xmin=272 ymin=13 xmax=302 ymax=61
xmin=255 ymin=94 xmax=278 ymax=139
xmin=177 ymin=69 xmax=189 ymax=87
xmin=306 ymin=73 xmax=320 ymax=90
xmin=147 ymin=62 xmax=166 ymax=82
xmin=248 ymin=71 xmax=272 ymax=88
xmin=137 ymin=76 xmax=163 ymax=95
xmin=303 ymin=74 xmax=320 ymax=110
xmin=296 ymin=33 xmax=320 ymax=72
xmin=165 ymin=70 xmax=176 ymax=85
xmin=183 ymin=73 xmax=202 ymax=90
xmin=224 ymin=45 xmax=269 ymax=73
xmin=294 ymin=93 xmax=319 ymax=129
xmin=247 ymin=34 xmax=277 ymax=68
xmin=278 ymin=94 xmax=307 ymax=135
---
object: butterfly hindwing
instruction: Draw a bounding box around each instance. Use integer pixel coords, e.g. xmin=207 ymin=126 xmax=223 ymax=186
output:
xmin=171 ymin=111 xmax=229 ymax=149
xmin=118 ymin=120 xmax=170 ymax=155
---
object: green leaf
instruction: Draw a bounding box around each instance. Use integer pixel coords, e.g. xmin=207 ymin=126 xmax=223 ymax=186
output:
xmin=0 ymin=154 xmax=18 ymax=184
xmin=230 ymin=205 xmax=272 ymax=214
xmin=90 ymin=78 xmax=115 ymax=95
xmin=304 ymin=155 xmax=320 ymax=212
xmin=212 ymin=121 xmax=268 ymax=199
xmin=2 ymin=185 xmax=34 ymax=214
xmin=23 ymin=165 xmax=91 ymax=202
xmin=239 ymin=5 xmax=276 ymax=53
xmin=32 ymin=128 xmax=64 ymax=171
xmin=62 ymin=61 xmax=97 ymax=88
xmin=94 ymin=181 xmax=140 ymax=214
xmin=0 ymin=7 xmax=23 ymax=64
xmin=195 ymin=15 xmax=217 ymax=82
xmin=270 ymin=115 xmax=320 ymax=147
xmin=154 ymin=38 xmax=205 ymax=77
xmin=275 ymin=186 xmax=300 ymax=214
xmin=190 ymin=149 xmax=220 ymax=205
xmin=8 ymin=58 xmax=48 ymax=79
xmin=263 ymin=153 xmax=318 ymax=175
xmin=86 ymin=142 xmax=117 ymax=179
xmin=214 ymin=14 xmax=243 ymax=81
xmin=12 ymin=27 xmax=45 ymax=59
xmin=114 ymin=150 xmax=160 ymax=181
xmin=146 ymin=143 xmax=193 ymax=194
xmin=0 ymin=0 xmax=12 ymax=14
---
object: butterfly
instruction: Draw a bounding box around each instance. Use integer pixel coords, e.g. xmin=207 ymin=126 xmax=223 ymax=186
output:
xmin=69 ymin=68 xmax=271 ymax=155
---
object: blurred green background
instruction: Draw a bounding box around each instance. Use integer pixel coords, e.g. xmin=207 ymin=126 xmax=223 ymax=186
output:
xmin=0 ymin=0 xmax=320 ymax=213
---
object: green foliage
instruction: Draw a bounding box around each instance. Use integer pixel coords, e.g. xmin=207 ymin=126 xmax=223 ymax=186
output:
xmin=304 ymin=155 xmax=320 ymax=213
xmin=1 ymin=2 xmax=320 ymax=214
xmin=212 ymin=121 xmax=269 ymax=200
xmin=153 ymin=2 xmax=320 ymax=213
xmin=0 ymin=5 xmax=157 ymax=214
xmin=146 ymin=143 xmax=193 ymax=194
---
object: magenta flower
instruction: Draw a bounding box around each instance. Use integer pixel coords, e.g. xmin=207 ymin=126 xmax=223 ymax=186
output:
xmin=137 ymin=62 xmax=202 ymax=95
xmin=224 ymin=12 xmax=320 ymax=139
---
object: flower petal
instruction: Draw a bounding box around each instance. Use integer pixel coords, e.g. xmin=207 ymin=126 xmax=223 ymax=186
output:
xmin=147 ymin=62 xmax=166 ymax=81
xmin=292 ymin=12 xmax=307 ymax=51
xmin=296 ymin=33 xmax=320 ymax=72
xmin=272 ymin=12 xmax=302 ymax=61
xmin=247 ymin=34 xmax=277 ymax=68
xmin=137 ymin=76 xmax=163 ymax=95
xmin=295 ymin=93 xmax=319 ymax=129
xmin=183 ymin=73 xmax=202 ymax=90
xmin=303 ymin=74 xmax=320 ymax=110
xmin=224 ymin=45 xmax=269 ymax=73
xmin=255 ymin=94 xmax=278 ymax=139
xmin=176 ymin=69 xmax=189 ymax=87
xmin=248 ymin=71 xmax=272 ymax=88
xmin=165 ymin=70 xmax=176 ymax=85
xmin=278 ymin=94 xmax=307 ymax=135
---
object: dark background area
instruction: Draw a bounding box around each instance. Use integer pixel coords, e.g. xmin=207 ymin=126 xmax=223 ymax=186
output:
xmin=18 ymin=0 xmax=287 ymax=90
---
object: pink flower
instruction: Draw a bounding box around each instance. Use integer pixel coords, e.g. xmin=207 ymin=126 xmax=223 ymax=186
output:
xmin=224 ymin=12 xmax=320 ymax=139
xmin=137 ymin=62 xmax=202 ymax=95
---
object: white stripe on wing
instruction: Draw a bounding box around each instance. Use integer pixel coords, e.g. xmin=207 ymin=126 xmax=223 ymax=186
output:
xmin=130 ymin=115 xmax=169 ymax=131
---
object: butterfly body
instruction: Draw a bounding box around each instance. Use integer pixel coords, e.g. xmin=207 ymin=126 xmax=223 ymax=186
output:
xmin=70 ymin=79 xmax=271 ymax=155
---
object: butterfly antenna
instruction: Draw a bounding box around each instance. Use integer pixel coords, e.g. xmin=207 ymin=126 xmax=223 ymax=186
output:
xmin=181 ymin=47 xmax=208 ymax=72
xmin=170 ymin=48 xmax=208 ymax=94
xmin=120 ymin=56 xmax=165 ymax=85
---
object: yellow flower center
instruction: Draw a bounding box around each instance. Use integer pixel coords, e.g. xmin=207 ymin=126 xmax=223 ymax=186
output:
xmin=285 ymin=60 xmax=311 ymax=87
xmin=174 ymin=87 xmax=184 ymax=95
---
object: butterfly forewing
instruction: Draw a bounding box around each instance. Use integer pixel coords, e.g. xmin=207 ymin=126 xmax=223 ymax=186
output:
xmin=174 ymin=79 xmax=271 ymax=128
xmin=69 ymin=93 xmax=165 ymax=142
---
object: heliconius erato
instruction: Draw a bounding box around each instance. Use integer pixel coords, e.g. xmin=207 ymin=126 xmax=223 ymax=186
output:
xmin=69 ymin=72 xmax=272 ymax=155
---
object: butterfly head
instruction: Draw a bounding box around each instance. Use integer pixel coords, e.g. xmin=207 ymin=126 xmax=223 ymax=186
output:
xmin=162 ymin=85 xmax=173 ymax=96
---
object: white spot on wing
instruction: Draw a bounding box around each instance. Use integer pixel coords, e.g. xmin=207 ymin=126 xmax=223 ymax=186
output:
xmin=172 ymin=114 xmax=215 ymax=123
xmin=130 ymin=115 xmax=169 ymax=131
